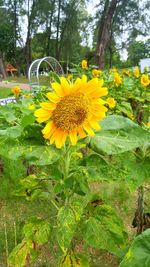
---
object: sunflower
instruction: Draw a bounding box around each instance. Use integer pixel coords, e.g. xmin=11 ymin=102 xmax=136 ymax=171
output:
xmin=141 ymin=74 xmax=150 ymax=87
xmin=133 ymin=67 xmax=140 ymax=78
xmin=114 ymin=73 xmax=122 ymax=87
xmin=81 ymin=60 xmax=87 ymax=70
xmin=34 ymin=75 xmax=108 ymax=148
xmin=92 ymin=69 xmax=102 ymax=77
xmin=11 ymin=85 xmax=21 ymax=96
xmin=146 ymin=122 xmax=150 ymax=128
xmin=106 ymin=97 xmax=116 ymax=108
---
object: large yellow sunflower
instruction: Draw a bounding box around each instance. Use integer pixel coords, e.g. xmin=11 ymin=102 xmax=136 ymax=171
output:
xmin=34 ymin=75 xmax=108 ymax=148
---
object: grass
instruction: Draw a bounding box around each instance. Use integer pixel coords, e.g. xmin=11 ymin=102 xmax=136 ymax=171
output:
xmin=0 ymin=88 xmax=12 ymax=98
xmin=1 ymin=75 xmax=51 ymax=86
xmin=1 ymin=76 xmax=28 ymax=84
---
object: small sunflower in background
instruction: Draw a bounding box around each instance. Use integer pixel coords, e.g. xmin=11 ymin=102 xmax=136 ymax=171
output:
xmin=114 ymin=73 xmax=122 ymax=87
xmin=34 ymin=75 xmax=108 ymax=148
xmin=92 ymin=69 xmax=102 ymax=77
xmin=146 ymin=122 xmax=150 ymax=128
xmin=141 ymin=74 xmax=150 ymax=87
xmin=122 ymin=69 xmax=130 ymax=76
xmin=11 ymin=85 xmax=21 ymax=96
xmin=28 ymin=104 xmax=35 ymax=110
xmin=81 ymin=59 xmax=88 ymax=70
xmin=133 ymin=67 xmax=140 ymax=78
xmin=106 ymin=97 xmax=116 ymax=108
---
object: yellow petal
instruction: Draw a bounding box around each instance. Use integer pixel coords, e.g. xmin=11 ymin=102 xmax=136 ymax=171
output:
xmin=99 ymin=79 xmax=104 ymax=87
xmin=92 ymin=106 xmax=108 ymax=113
xmin=78 ymin=128 xmax=87 ymax=138
xmin=42 ymin=121 xmax=53 ymax=135
xmin=51 ymin=82 xmax=64 ymax=97
xmin=89 ymin=120 xmax=101 ymax=130
xmin=55 ymin=130 xmax=67 ymax=148
xmin=81 ymin=75 xmax=87 ymax=83
xmin=90 ymin=87 xmax=108 ymax=98
xmin=34 ymin=108 xmax=51 ymax=122
xmin=50 ymin=130 xmax=57 ymax=145
xmin=47 ymin=92 xmax=60 ymax=103
xmin=40 ymin=102 xmax=56 ymax=111
xmin=42 ymin=121 xmax=56 ymax=139
xmin=83 ymin=125 xmax=95 ymax=136
xmin=69 ymin=130 xmax=78 ymax=146
xmin=60 ymin=77 xmax=70 ymax=95
xmin=93 ymin=112 xmax=106 ymax=120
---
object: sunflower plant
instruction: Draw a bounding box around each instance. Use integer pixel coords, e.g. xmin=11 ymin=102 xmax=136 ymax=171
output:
xmin=0 ymin=69 xmax=150 ymax=266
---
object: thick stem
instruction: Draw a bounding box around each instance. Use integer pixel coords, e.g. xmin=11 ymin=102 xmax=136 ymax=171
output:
xmin=4 ymin=223 xmax=9 ymax=267
xmin=137 ymin=185 xmax=144 ymax=235
xmin=61 ymin=145 xmax=71 ymax=180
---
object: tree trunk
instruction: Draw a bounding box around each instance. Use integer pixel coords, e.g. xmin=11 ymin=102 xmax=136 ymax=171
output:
xmin=0 ymin=57 xmax=7 ymax=78
xmin=109 ymin=45 xmax=113 ymax=68
xmin=25 ymin=0 xmax=36 ymax=76
xmin=55 ymin=0 xmax=61 ymax=60
xmin=95 ymin=0 xmax=118 ymax=69
xmin=46 ymin=0 xmax=56 ymax=56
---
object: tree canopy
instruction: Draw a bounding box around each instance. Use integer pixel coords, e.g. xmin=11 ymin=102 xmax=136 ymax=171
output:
xmin=0 ymin=0 xmax=150 ymax=74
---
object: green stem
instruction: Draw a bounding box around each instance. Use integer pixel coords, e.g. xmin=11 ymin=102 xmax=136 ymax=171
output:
xmin=61 ymin=144 xmax=72 ymax=204
xmin=137 ymin=185 xmax=144 ymax=235
xmin=62 ymin=144 xmax=71 ymax=180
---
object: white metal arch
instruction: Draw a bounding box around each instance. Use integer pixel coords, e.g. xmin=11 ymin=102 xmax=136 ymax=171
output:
xmin=28 ymin=56 xmax=64 ymax=91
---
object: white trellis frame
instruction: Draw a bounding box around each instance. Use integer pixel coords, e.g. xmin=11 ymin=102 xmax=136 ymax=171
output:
xmin=28 ymin=56 xmax=64 ymax=91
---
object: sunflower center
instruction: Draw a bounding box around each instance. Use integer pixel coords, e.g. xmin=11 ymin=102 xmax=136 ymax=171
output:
xmin=51 ymin=93 xmax=90 ymax=132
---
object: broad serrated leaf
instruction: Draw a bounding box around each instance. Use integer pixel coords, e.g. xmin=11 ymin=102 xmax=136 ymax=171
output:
xmin=6 ymin=126 xmax=23 ymax=138
xmin=123 ymin=157 xmax=150 ymax=191
xmin=119 ymin=229 xmax=150 ymax=267
xmin=58 ymin=252 xmax=89 ymax=267
xmin=83 ymin=204 xmax=127 ymax=256
xmin=49 ymin=71 xmax=61 ymax=83
xmin=21 ymin=114 xmax=35 ymax=128
xmin=24 ymin=145 xmax=60 ymax=165
xmin=90 ymin=115 xmax=150 ymax=155
xmin=0 ymin=142 xmax=60 ymax=165
xmin=57 ymin=199 xmax=85 ymax=252
xmin=23 ymin=217 xmax=50 ymax=245
xmin=8 ymin=240 xmax=37 ymax=267
xmin=57 ymin=207 xmax=77 ymax=252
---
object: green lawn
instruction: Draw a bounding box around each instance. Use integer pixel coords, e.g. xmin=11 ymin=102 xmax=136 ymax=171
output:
xmin=0 ymin=88 xmax=12 ymax=98
xmin=1 ymin=76 xmax=28 ymax=84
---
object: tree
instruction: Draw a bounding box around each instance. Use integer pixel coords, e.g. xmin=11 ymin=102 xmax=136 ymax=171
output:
xmin=95 ymin=0 xmax=119 ymax=69
xmin=94 ymin=0 xmax=150 ymax=69
xmin=127 ymin=40 xmax=150 ymax=66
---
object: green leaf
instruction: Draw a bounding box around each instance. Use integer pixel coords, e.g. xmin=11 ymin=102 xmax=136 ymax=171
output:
xmin=119 ymin=229 xmax=150 ymax=267
xmin=57 ymin=207 xmax=77 ymax=252
xmin=21 ymin=114 xmax=35 ymax=128
xmin=23 ymin=217 xmax=50 ymax=245
xmin=0 ymin=105 xmax=17 ymax=122
xmin=6 ymin=126 xmax=23 ymax=138
xmin=49 ymin=71 xmax=61 ymax=83
xmin=58 ymin=252 xmax=89 ymax=267
xmin=25 ymin=145 xmax=60 ymax=165
xmin=83 ymin=204 xmax=128 ymax=256
xmin=0 ymin=142 xmax=60 ymax=165
xmin=57 ymin=199 xmax=85 ymax=252
xmin=84 ymin=152 xmax=150 ymax=190
xmin=90 ymin=115 xmax=150 ymax=155
xmin=85 ymin=154 xmax=113 ymax=181
xmin=8 ymin=240 xmax=37 ymax=267
xmin=123 ymin=156 xmax=150 ymax=191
